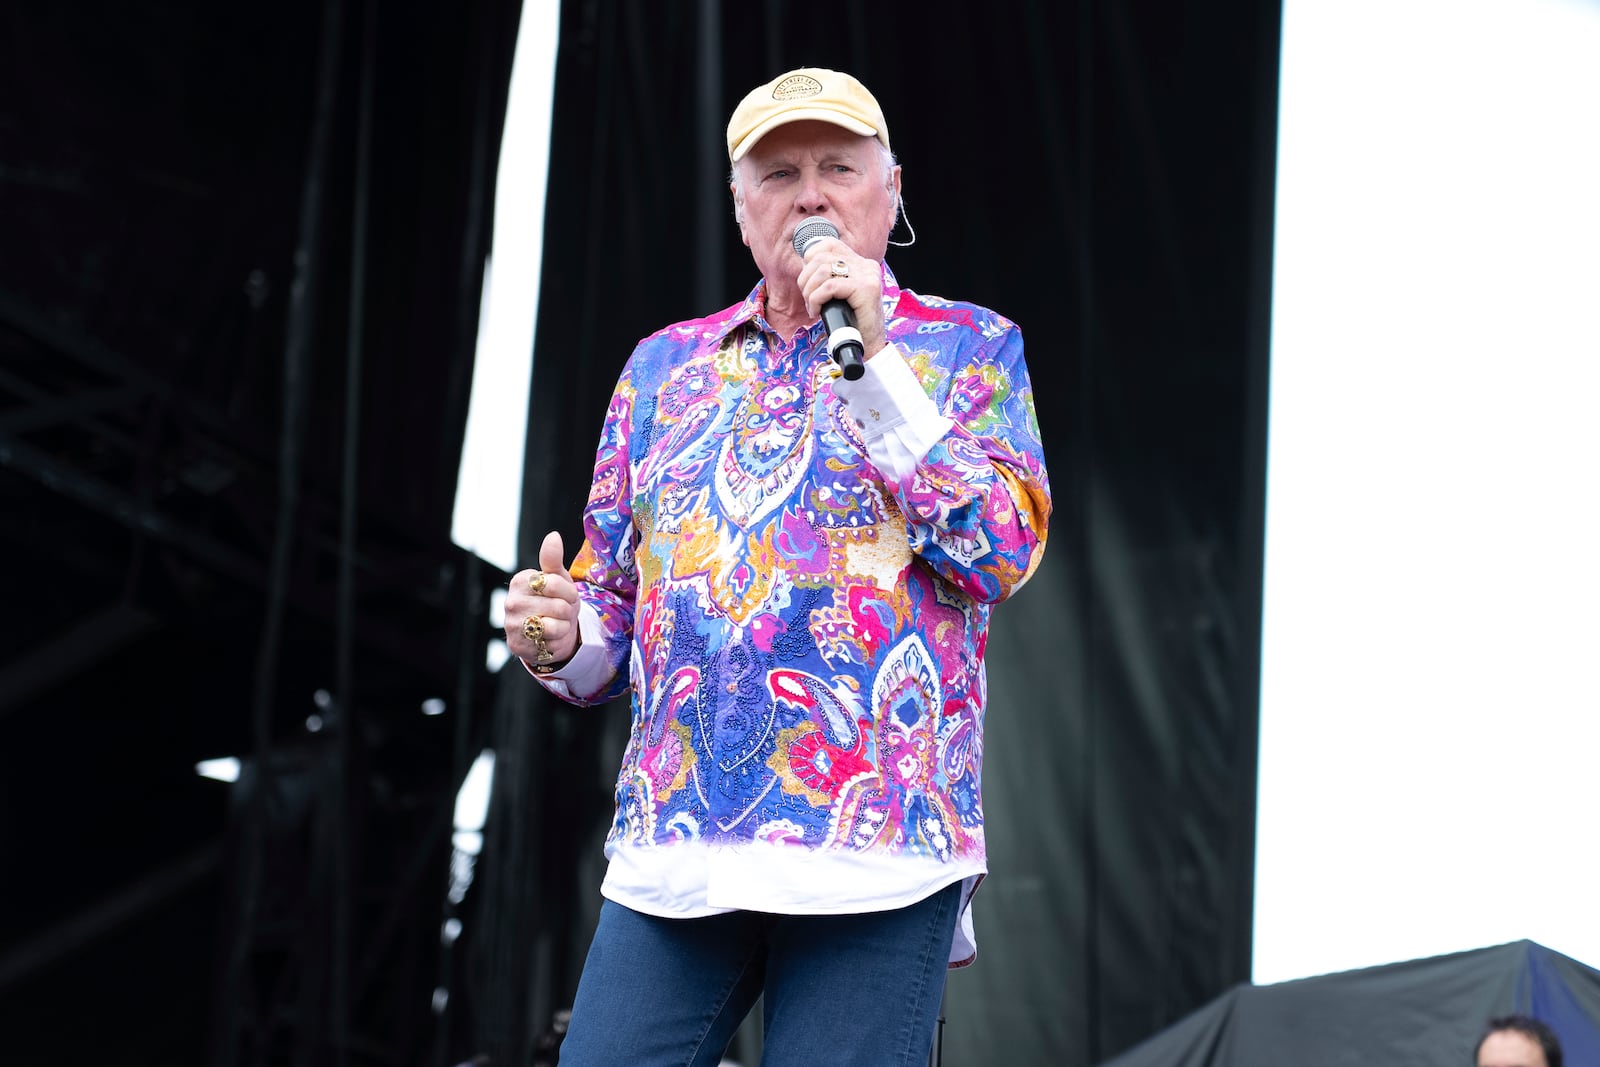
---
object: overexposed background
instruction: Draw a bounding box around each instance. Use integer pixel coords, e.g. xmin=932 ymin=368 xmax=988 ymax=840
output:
xmin=451 ymin=0 xmax=560 ymax=575
xmin=1256 ymin=0 xmax=1600 ymax=983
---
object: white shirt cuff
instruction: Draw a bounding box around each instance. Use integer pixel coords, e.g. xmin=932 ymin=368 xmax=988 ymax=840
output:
xmin=524 ymin=601 xmax=613 ymax=700
xmin=833 ymin=343 xmax=954 ymax=480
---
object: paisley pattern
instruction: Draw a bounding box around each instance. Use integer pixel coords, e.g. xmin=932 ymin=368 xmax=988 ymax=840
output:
xmin=564 ymin=266 xmax=1050 ymax=880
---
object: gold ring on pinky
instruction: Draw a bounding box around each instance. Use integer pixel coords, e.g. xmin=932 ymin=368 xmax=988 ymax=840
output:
xmin=522 ymin=615 xmax=544 ymax=642
xmin=830 ymin=259 xmax=849 ymax=278
xmin=527 ymin=570 xmax=548 ymax=595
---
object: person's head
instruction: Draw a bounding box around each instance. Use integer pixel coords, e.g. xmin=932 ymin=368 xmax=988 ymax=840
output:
xmin=1474 ymin=1014 xmax=1563 ymax=1067
xmin=725 ymin=68 xmax=902 ymax=291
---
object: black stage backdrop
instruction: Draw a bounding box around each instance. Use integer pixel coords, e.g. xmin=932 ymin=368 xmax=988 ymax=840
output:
xmin=0 ymin=1 xmax=1279 ymax=1065
xmin=482 ymin=3 xmax=1279 ymax=1067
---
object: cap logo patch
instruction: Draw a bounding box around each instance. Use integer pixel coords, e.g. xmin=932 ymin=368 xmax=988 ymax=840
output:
xmin=772 ymin=74 xmax=824 ymax=101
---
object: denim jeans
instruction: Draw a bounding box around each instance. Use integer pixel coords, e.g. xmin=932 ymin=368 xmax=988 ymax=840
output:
xmin=557 ymin=880 xmax=962 ymax=1067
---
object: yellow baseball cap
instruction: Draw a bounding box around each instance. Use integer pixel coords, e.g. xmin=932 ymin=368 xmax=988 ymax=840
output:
xmin=726 ymin=67 xmax=890 ymax=163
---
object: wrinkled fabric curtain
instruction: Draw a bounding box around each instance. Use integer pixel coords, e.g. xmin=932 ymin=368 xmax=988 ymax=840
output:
xmin=467 ymin=2 xmax=1280 ymax=1064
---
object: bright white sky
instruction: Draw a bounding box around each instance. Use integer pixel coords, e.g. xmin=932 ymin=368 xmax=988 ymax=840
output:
xmin=1254 ymin=0 xmax=1600 ymax=984
xmin=445 ymin=0 xmax=1600 ymax=991
xmin=450 ymin=0 xmax=560 ymax=576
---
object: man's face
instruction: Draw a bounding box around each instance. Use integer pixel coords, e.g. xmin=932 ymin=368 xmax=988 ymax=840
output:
xmin=1477 ymin=1031 xmax=1549 ymax=1067
xmin=731 ymin=120 xmax=900 ymax=289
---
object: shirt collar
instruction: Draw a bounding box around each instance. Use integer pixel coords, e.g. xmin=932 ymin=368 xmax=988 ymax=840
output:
xmin=715 ymin=262 xmax=904 ymax=345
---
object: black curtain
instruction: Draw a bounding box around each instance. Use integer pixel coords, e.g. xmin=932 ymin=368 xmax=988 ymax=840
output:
xmin=0 ymin=1 xmax=524 ymax=1063
xmin=469 ymin=1 xmax=1281 ymax=1065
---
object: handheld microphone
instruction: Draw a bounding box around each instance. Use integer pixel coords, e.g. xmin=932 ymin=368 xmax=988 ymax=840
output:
xmin=791 ymin=217 xmax=866 ymax=380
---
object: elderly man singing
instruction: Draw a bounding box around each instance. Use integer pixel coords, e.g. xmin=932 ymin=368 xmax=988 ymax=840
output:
xmin=503 ymin=66 xmax=1051 ymax=1067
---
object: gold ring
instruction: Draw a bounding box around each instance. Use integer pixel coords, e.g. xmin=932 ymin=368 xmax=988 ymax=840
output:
xmin=522 ymin=615 xmax=544 ymax=642
xmin=528 ymin=571 xmax=548 ymax=595
xmin=830 ymin=260 xmax=849 ymax=278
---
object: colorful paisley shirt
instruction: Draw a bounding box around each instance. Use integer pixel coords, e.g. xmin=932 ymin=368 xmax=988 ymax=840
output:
xmin=533 ymin=265 xmax=1050 ymax=966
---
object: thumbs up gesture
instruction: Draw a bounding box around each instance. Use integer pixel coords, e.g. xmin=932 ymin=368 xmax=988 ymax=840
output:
xmin=507 ymin=530 xmax=581 ymax=673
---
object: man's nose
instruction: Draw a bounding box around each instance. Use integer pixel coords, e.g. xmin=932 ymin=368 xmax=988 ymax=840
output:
xmin=794 ymin=174 xmax=829 ymax=213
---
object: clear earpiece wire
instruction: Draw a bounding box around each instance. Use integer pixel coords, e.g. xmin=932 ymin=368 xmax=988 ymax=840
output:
xmin=888 ymin=195 xmax=916 ymax=249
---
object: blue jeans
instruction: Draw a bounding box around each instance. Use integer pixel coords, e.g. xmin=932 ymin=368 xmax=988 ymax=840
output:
xmin=557 ymin=880 xmax=962 ymax=1067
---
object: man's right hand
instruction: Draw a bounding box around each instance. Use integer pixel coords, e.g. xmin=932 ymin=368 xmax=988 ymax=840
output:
xmin=505 ymin=530 xmax=581 ymax=671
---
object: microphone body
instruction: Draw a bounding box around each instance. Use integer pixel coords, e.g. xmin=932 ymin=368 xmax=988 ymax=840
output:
xmin=791 ymin=217 xmax=866 ymax=380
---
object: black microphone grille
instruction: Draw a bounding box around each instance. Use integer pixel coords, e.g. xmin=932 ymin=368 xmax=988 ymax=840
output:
xmin=791 ymin=217 xmax=839 ymax=258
